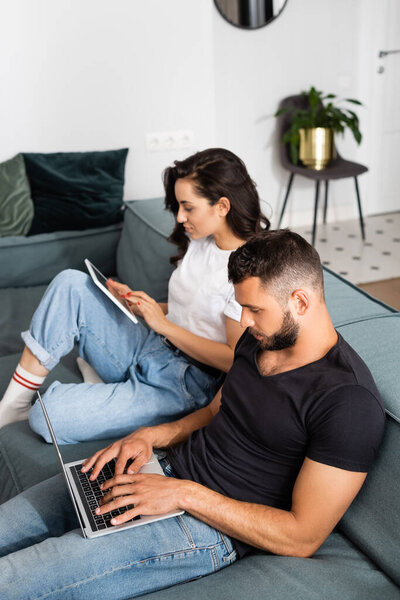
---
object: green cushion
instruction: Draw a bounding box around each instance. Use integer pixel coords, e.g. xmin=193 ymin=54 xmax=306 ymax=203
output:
xmin=116 ymin=199 xmax=176 ymax=302
xmin=0 ymin=154 xmax=33 ymax=237
xmin=24 ymin=149 xmax=128 ymax=234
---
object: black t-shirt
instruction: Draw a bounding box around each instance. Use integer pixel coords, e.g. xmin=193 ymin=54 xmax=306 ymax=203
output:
xmin=168 ymin=330 xmax=385 ymax=557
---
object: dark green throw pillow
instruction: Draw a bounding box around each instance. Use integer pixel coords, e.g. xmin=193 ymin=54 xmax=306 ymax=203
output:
xmin=0 ymin=154 xmax=34 ymax=237
xmin=24 ymin=148 xmax=128 ymax=235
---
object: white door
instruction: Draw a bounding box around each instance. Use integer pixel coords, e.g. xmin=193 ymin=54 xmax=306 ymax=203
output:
xmin=363 ymin=0 xmax=400 ymax=215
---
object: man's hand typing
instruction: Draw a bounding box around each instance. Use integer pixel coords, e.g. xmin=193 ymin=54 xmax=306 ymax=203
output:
xmin=81 ymin=427 xmax=155 ymax=481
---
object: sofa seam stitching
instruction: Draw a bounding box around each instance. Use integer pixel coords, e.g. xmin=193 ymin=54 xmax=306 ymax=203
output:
xmin=335 ymin=313 xmax=400 ymax=328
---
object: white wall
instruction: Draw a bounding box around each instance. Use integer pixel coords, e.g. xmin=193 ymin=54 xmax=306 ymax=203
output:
xmin=0 ymin=0 xmax=382 ymax=225
xmin=0 ymin=0 xmax=216 ymax=199
xmin=213 ymin=0 xmax=367 ymax=226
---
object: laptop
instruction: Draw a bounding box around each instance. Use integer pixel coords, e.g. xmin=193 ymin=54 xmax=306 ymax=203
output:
xmin=84 ymin=258 xmax=138 ymax=324
xmin=37 ymin=392 xmax=184 ymax=539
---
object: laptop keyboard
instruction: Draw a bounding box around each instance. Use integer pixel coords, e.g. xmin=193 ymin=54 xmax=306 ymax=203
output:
xmin=70 ymin=459 xmax=140 ymax=533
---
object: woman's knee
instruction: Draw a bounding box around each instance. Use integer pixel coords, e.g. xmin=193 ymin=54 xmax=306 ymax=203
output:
xmin=28 ymin=381 xmax=74 ymax=444
xmin=29 ymin=398 xmax=52 ymax=443
xmin=50 ymin=269 xmax=90 ymax=294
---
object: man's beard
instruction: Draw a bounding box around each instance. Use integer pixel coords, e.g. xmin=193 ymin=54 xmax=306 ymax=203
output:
xmin=250 ymin=310 xmax=299 ymax=351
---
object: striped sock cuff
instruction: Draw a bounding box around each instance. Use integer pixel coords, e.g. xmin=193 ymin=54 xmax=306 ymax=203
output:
xmin=13 ymin=364 xmax=45 ymax=391
xmin=12 ymin=372 xmax=41 ymax=391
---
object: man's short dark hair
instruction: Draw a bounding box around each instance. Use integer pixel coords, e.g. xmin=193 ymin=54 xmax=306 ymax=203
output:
xmin=228 ymin=229 xmax=324 ymax=304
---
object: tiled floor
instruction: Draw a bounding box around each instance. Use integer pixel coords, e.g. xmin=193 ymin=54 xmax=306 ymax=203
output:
xmin=293 ymin=212 xmax=400 ymax=284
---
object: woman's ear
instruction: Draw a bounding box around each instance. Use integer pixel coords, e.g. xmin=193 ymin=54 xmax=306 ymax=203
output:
xmin=217 ymin=196 xmax=231 ymax=217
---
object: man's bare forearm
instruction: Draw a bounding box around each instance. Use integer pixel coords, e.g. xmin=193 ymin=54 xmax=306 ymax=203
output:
xmin=176 ymin=458 xmax=367 ymax=559
xmin=179 ymin=481 xmax=308 ymax=557
xmin=142 ymin=404 xmax=214 ymax=449
xmin=143 ymin=388 xmax=221 ymax=449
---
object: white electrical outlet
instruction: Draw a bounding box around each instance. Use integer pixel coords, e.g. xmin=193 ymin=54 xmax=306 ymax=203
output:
xmin=146 ymin=130 xmax=194 ymax=152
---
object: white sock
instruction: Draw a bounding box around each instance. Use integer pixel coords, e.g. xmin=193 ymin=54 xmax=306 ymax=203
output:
xmin=76 ymin=357 xmax=104 ymax=384
xmin=0 ymin=364 xmax=46 ymax=427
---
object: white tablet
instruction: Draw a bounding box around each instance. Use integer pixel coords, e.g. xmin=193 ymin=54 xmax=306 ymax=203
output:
xmin=84 ymin=259 xmax=138 ymax=324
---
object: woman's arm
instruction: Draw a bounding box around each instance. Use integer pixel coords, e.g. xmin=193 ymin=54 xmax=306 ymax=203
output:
xmin=127 ymin=290 xmax=243 ymax=372
xmin=160 ymin=316 xmax=243 ymax=372
xmin=107 ymin=282 xmax=243 ymax=372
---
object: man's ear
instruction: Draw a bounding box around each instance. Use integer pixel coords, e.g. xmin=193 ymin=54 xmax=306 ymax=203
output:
xmin=290 ymin=289 xmax=310 ymax=315
xmin=217 ymin=196 xmax=231 ymax=217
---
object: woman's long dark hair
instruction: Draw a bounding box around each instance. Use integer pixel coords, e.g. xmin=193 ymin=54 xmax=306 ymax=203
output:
xmin=163 ymin=148 xmax=270 ymax=266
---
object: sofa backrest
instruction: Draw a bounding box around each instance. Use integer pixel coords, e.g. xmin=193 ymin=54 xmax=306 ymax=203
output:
xmin=116 ymin=199 xmax=175 ymax=302
xmin=324 ymin=269 xmax=400 ymax=586
xmin=0 ymin=223 xmax=122 ymax=288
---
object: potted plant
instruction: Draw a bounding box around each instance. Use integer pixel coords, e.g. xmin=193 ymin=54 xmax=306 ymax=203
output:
xmin=276 ymin=86 xmax=363 ymax=169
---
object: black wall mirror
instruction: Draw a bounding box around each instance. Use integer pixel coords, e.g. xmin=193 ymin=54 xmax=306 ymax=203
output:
xmin=214 ymin=0 xmax=288 ymax=30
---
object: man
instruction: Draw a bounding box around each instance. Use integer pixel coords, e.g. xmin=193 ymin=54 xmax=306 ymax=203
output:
xmin=0 ymin=230 xmax=385 ymax=599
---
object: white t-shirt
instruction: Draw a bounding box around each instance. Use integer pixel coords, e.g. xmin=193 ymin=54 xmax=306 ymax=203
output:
xmin=166 ymin=236 xmax=242 ymax=343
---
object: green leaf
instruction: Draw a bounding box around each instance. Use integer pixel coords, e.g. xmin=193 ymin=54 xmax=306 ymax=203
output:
xmin=344 ymin=98 xmax=363 ymax=106
xmin=277 ymin=86 xmax=363 ymax=153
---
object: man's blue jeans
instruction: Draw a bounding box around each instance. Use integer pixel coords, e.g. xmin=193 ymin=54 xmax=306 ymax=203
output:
xmin=24 ymin=270 xmax=220 ymax=444
xmin=0 ymin=470 xmax=237 ymax=599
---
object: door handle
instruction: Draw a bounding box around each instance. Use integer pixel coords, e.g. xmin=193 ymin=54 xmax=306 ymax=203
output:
xmin=378 ymin=49 xmax=400 ymax=58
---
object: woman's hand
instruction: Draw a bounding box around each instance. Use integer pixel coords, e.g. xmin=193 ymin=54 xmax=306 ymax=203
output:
xmin=81 ymin=427 xmax=154 ymax=481
xmin=105 ymin=278 xmax=131 ymax=297
xmin=105 ymin=279 xmax=143 ymax=317
xmin=95 ymin=473 xmax=191 ymax=525
xmin=124 ymin=291 xmax=170 ymax=336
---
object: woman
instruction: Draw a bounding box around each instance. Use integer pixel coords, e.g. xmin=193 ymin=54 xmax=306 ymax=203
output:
xmin=0 ymin=148 xmax=270 ymax=443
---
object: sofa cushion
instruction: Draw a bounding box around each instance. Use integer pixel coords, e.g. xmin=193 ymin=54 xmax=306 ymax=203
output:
xmin=339 ymin=416 xmax=400 ymax=588
xmin=0 ymin=286 xmax=47 ymax=358
xmin=0 ymin=223 xmax=122 ymax=288
xmin=116 ymin=199 xmax=176 ymax=302
xmin=337 ymin=315 xmax=400 ymax=422
xmin=24 ymin=149 xmax=128 ymax=235
xmin=0 ymin=154 xmax=34 ymax=237
xmin=0 ymin=420 xmax=115 ymax=503
xmin=143 ymin=532 xmax=400 ymax=600
xmin=324 ymin=267 xmax=395 ymax=325
xmin=334 ymin=315 xmax=400 ymax=586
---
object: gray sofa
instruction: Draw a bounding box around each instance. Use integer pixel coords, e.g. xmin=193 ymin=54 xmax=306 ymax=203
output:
xmin=0 ymin=199 xmax=399 ymax=599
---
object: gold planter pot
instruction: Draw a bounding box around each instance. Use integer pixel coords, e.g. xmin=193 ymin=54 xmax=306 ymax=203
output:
xmin=299 ymin=127 xmax=335 ymax=170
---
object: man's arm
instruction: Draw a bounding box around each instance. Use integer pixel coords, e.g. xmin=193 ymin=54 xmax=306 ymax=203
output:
xmin=97 ymin=457 xmax=366 ymax=558
xmin=82 ymin=388 xmax=222 ymax=480
xmin=180 ymin=458 xmax=367 ymax=557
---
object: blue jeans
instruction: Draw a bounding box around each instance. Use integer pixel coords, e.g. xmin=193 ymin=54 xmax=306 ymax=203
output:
xmin=0 ymin=462 xmax=237 ymax=599
xmin=25 ymin=270 xmax=221 ymax=444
